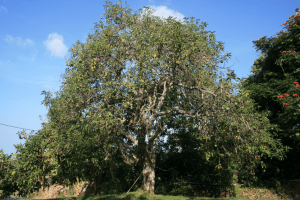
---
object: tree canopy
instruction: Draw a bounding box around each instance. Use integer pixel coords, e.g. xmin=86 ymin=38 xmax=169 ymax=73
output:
xmin=236 ymin=11 xmax=300 ymax=183
xmin=0 ymin=0 xmax=289 ymax=197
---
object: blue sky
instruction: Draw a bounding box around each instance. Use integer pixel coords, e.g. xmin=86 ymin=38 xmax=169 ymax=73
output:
xmin=0 ymin=0 xmax=299 ymax=160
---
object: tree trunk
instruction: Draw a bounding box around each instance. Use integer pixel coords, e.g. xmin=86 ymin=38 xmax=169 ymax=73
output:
xmin=141 ymin=154 xmax=155 ymax=194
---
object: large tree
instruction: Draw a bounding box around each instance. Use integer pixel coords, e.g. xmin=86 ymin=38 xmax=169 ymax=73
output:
xmin=236 ymin=11 xmax=300 ymax=184
xmin=0 ymin=0 xmax=287 ymax=196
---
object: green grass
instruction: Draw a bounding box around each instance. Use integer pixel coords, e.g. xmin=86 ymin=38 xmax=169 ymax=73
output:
xmin=0 ymin=179 xmax=295 ymax=200
xmin=0 ymin=185 xmax=293 ymax=200
xmin=0 ymin=189 xmax=254 ymax=200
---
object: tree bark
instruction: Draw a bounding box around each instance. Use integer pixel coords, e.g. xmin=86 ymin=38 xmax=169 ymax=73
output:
xmin=141 ymin=153 xmax=155 ymax=194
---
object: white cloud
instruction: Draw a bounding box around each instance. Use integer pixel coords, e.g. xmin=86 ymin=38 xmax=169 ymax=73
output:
xmin=43 ymin=33 xmax=68 ymax=58
xmin=0 ymin=5 xmax=8 ymax=13
xmin=5 ymin=35 xmax=14 ymax=43
xmin=25 ymin=39 xmax=34 ymax=46
xmin=138 ymin=5 xmax=188 ymax=25
xmin=15 ymin=37 xmax=23 ymax=46
xmin=4 ymin=35 xmax=34 ymax=47
xmin=29 ymin=50 xmax=37 ymax=62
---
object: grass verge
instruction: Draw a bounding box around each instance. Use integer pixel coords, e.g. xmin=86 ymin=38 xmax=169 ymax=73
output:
xmin=0 ymin=182 xmax=296 ymax=200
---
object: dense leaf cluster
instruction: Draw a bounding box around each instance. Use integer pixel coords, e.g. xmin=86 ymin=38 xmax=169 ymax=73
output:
xmin=237 ymin=10 xmax=300 ymax=185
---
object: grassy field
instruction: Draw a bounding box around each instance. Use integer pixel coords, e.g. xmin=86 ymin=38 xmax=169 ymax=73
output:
xmin=0 ymin=182 xmax=296 ymax=200
xmin=0 ymin=189 xmax=282 ymax=200
xmin=1 ymin=190 xmax=249 ymax=200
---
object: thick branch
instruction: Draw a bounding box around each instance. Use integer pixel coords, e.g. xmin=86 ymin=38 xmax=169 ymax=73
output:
xmin=117 ymin=138 xmax=139 ymax=165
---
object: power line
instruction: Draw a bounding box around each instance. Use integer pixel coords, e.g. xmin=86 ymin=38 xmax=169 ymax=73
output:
xmin=0 ymin=122 xmax=37 ymax=131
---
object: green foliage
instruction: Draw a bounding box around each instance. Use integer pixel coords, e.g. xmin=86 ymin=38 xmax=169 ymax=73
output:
xmin=236 ymin=12 xmax=300 ymax=185
xmin=0 ymin=129 xmax=59 ymax=199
